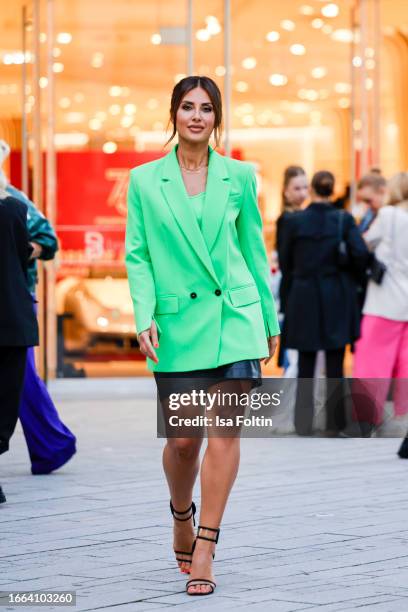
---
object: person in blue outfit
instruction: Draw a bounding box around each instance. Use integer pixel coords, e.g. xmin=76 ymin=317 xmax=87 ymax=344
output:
xmin=0 ymin=140 xmax=76 ymax=475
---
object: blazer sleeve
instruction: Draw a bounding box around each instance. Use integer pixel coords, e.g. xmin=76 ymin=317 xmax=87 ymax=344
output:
xmin=125 ymin=170 xmax=161 ymax=336
xmin=236 ymin=166 xmax=280 ymax=337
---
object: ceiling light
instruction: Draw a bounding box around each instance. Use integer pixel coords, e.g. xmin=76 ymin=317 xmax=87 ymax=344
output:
xmin=39 ymin=77 xmax=48 ymax=88
xmin=321 ymin=3 xmax=339 ymax=18
xmin=215 ymin=65 xmax=226 ymax=76
xmin=205 ymin=16 xmax=221 ymax=35
xmin=334 ymin=82 xmax=351 ymax=94
xmin=242 ymin=57 xmax=257 ymax=69
xmin=266 ymin=31 xmax=280 ymax=42
xmin=331 ymin=29 xmax=353 ymax=42
xmin=352 ymin=56 xmax=363 ymax=67
xmin=54 ymin=133 xmax=89 ymax=148
xmin=235 ymin=81 xmax=249 ymax=92
xmin=281 ymin=20 xmax=296 ymax=31
xmin=65 ymin=112 xmax=85 ymax=124
xmin=311 ymin=66 xmax=327 ymax=79
xmin=103 ymin=141 xmax=117 ymax=154
xmin=300 ymin=5 xmax=314 ymax=16
xmin=121 ymin=116 xmax=134 ymax=128
xmin=109 ymin=104 xmax=121 ymax=115
xmin=365 ymin=78 xmax=373 ymax=90
xmin=311 ymin=18 xmax=324 ymax=29
xmin=91 ymin=52 xmax=104 ymax=68
xmin=39 ymin=33 xmax=47 ymax=43
xmin=365 ymin=47 xmax=375 ymax=58
xmin=290 ymin=44 xmax=306 ymax=55
xmin=109 ymin=86 xmax=122 ymax=97
xmin=53 ymin=62 xmax=64 ymax=73
xmin=196 ymin=29 xmax=211 ymax=41
xmin=89 ymin=118 xmax=102 ymax=130
xmin=124 ymin=103 xmax=137 ymax=115
xmin=58 ymin=97 xmax=71 ymax=109
xmin=269 ymin=73 xmax=288 ymax=86
xmin=57 ymin=32 xmax=72 ymax=44
xmin=151 ymin=33 xmax=161 ymax=45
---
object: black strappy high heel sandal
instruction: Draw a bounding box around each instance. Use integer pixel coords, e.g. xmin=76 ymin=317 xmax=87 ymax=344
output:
xmin=170 ymin=500 xmax=196 ymax=573
xmin=186 ymin=525 xmax=220 ymax=596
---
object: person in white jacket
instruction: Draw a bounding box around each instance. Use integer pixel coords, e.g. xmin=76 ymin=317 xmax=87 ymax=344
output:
xmin=353 ymin=172 xmax=408 ymax=433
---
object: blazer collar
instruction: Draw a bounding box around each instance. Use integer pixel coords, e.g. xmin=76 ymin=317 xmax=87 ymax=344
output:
xmin=161 ymin=145 xmax=230 ymax=284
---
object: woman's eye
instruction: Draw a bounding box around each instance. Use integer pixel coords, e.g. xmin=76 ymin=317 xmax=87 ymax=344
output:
xmin=202 ymin=106 xmax=213 ymax=113
xmin=181 ymin=104 xmax=192 ymax=110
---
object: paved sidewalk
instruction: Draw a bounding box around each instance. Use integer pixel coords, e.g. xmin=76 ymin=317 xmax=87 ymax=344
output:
xmin=1 ymin=380 xmax=408 ymax=611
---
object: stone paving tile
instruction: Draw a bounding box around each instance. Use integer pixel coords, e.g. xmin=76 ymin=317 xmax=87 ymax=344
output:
xmin=1 ymin=387 xmax=408 ymax=611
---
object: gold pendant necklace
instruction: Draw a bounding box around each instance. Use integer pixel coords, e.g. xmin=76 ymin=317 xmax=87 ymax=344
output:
xmin=179 ymin=163 xmax=208 ymax=173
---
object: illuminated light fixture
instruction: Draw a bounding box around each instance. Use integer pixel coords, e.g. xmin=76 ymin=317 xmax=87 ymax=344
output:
xmin=311 ymin=66 xmax=327 ymax=79
xmin=91 ymin=52 xmax=104 ymax=68
xmin=365 ymin=47 xmax=375 ymax=58
xmin=300 ymin=5 xmax=314 ymax=16
xmin=151 ymin=33 xmax=161 ymax=45
xmin=53 ymin=62 xmax=64 ymax=73
xmin=352 ymin=56 xmax=363 ymax=68
xmin=366 ymin=59 xmax=376 ymax=70
xmin=2 ymin=52 xmax=26 ymax=65
xmin=56 ymin=32 xmax=72 ymax=44
xmin=89 ymin=118 xmax=102 ymax=130
xmin=103 ymin=141 xmax=117 ymax=154
xmin=121 ymin=116 xmax=134 ymax=128
xmin=109 ymin=85 xmax=122 ymax=97
xmin=65 ymin=112 xmax=85 ymax=124
xmin=334 ymin=82 xmax=351 ymax=94
xmin=109 ymin=104 xmax=121 ymax=115
xmin=269 ymin=73 xmax=288 ymax=86
xmin=58 ymin=97 xmax=71 ymax=109
xmin=281 ymin=19 xmax=295 ymax=31
xmin=298 ymin=88 xmax=318 ymax=101
xmin=196 ymin=28 xmax=210 ymax=41
xmin=290 ymin=44 xmax=306 ymax=56
xmin=97 ymin=316 xmax=109 ymax=327
xmin=235 ymin=81 xmax=249 ymax=92
xmin=311 ymin=18 xmax=324 ymax=29
xmin=39 ymin=77 xmax=48 ymax=88
xmin=74 ymin=92 xmax=85 ymax=103
xmin=322 ymin=24 xmax=333 ymax=34
xmin=147 ymin=98 xmax=159 ymax=110
xmin=338 ymin=97 xmax=350 ymax=108
xmin=321 ymin=3 xmax=339 ymax=18
xmin=174 ymin=73 xmax=186 ymax=82
xmin=215 ymin=65 xmax=226 ymax=76
xmin=124 ymin=103 xmax=137 ymax=115
xmin=242 ymin=115 xmax=255 ymax=126
xmin=53 ymin=47 xmax=61 ymax=58
xmin=54 ymin=133 xmax=89 ymax=148
xmin=39 ymin=32 xmax=47 ymax=43
xmin=266 ymin=30 xmax=280 ymax=42
xmin=331 ymin=29 xmax=353 ymax=43
xmin=365 ymin=77 xmax=373 ymax=90
xmin=205 ymin=16 xmax=221 ymax=35
xmin=242 ymin=57 xmax=257 ymax=69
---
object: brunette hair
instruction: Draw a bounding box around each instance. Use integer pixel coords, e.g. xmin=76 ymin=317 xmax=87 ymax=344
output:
xmin=166 ymin=76 xmax=222 ymax=147
xmin=311 ymin=170 xmax=335 ymax=198
xmin=357 ymin=172 xmax=387 ymax=191
xmin=387 ymin=172 xmax=408 ymax=206
xmin=281 ymin=165 xmax=306 ymax=212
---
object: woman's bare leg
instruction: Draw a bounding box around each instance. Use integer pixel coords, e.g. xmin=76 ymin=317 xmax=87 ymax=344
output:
xmin=188 ymin=379 xmax=252 ymax=594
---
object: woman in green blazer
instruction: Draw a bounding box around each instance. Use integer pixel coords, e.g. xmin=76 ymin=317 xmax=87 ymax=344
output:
xmin=126 ymin=76 xmax=280 ymax=596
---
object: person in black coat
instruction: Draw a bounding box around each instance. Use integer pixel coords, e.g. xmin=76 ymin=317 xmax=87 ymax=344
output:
xmin=0 ymin=186 xmax=39 ymax=503
xmin=279 ymin=171 xmax=369 ymax=436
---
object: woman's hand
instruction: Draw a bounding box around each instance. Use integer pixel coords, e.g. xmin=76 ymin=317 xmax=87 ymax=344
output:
xmin=137 ymin=320 xmax=160 ymax=363
xmin=263 ymin=335 xmax=279 ymax=365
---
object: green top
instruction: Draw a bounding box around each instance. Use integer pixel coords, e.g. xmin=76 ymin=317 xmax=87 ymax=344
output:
xmin=189 ymin=191 xmax=206 ymax=229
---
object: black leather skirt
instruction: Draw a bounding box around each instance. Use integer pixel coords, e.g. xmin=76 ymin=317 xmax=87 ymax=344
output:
xmin=154 ymin=359 xmax=262 ymax=402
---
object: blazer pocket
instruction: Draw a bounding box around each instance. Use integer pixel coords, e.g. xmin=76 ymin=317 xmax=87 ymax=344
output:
xmin=228 ymin=284 xmax=260 ymax=307
xmin=155 ymin=295 xmax=179 ymax=315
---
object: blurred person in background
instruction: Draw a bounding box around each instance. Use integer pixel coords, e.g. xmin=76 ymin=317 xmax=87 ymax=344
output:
xmin=0 ymin=140 xmax=76 ymax=475
xmin=353 ymin=172 xmax=408 ymax=437
xmin=357 ymin=172 xmax=387 ymax=233
xmin=276 ymin=166 xmax=308 ymax=377
xmin=279 ymin=171 xmax=369 ymax=436
xmin=0 ymin=175 xmax=39 ymax=503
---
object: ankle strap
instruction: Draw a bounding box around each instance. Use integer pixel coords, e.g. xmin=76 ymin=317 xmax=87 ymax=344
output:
xmin=197 ymin=525 xmax=220 ymax=544
xmin=170 ymin=500 xmax=196 ymax=526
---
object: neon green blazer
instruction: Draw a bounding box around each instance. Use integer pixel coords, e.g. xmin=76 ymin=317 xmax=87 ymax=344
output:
xmin=125 ymin=145 xmax=280 ymax=372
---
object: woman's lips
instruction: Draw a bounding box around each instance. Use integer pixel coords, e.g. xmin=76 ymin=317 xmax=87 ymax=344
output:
xmin=188 ymin=126 xmax=204 ymax=132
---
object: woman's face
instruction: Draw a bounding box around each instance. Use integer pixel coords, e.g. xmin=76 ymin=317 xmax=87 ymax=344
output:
xmin=284 ymin=174 xmax=309 ymax=209
xmin=176 ymin=87 xmax=216 ymax=145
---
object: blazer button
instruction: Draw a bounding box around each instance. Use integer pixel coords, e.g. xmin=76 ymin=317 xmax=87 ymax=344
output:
xmin=190 ymin=292 xmax=197 ymax=299
xmin=214 ymin=289 xmax=222 ymax=296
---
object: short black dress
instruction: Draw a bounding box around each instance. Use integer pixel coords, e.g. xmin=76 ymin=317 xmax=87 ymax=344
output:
xmin=154 ymin=359 xmax=262 ymax=402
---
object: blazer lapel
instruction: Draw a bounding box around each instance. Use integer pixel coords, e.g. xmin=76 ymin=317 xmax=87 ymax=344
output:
xmin=201 ymin=148 xmax=230 ymax=253
xmin=161 ymin=146 xmax=219 ymax=284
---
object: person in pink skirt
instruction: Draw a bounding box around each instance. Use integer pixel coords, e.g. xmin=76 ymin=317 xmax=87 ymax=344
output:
xmin=353 ymin=172 xmax=408 ymax=433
